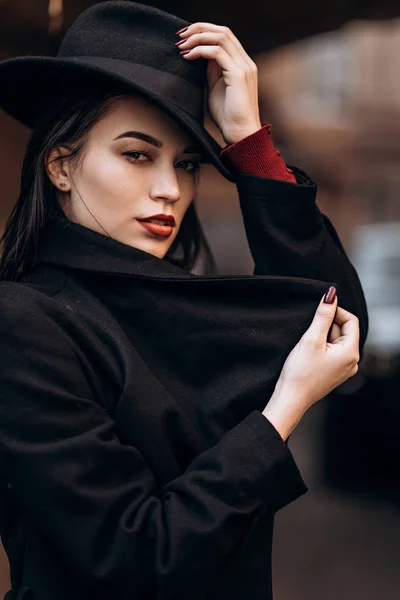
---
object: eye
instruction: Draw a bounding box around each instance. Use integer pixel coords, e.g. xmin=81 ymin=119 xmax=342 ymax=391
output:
xmin=122 ymin=152 xmax=201 ymax=172
xmin=177 ymin=159 xmax=201 ymax=173
xmin=123 ymin=151 xmax=149 ymax=162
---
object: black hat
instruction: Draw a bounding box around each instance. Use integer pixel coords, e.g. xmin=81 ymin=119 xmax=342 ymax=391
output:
xmin=0 ymin=1 xmax=235 ymax=181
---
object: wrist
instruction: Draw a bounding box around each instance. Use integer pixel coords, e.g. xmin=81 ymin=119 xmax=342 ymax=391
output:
xmin=223 ymin=120 xmax=262 ymax=145
xmin=262 ymin=385 xmax=307 ymax=441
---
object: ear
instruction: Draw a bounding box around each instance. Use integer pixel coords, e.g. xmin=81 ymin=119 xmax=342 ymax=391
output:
xmin=45 ymin=146 xmax=73 ymax=192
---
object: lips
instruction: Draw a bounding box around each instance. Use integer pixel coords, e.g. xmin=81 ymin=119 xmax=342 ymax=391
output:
xmin=138 ymin=213 xmax=176 ymax=226
xmin=136 ymin=213 xmax=176 ymax=238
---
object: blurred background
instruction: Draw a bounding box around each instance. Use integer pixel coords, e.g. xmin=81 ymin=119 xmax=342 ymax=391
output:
xmin=1 ymin=1 xmax=400 ymax=598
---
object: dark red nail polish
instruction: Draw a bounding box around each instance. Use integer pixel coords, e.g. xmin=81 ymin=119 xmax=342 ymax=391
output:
xmin=323 ymin=286 xmax=337 ymax=304
xmin=179 ymin=50 xmax=191 ymax=55
xmin=174 ymin=39 xmax=186 ymax=46
xmin=176 ymin=26 xmax=188 ymax=35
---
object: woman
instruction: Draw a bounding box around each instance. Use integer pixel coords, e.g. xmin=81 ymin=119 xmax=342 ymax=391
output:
xmin=0 ymin=2 xmax=367 ymax=600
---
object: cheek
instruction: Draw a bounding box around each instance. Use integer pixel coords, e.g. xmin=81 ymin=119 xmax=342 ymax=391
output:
xmin=182 ymin=196 xmax=194 ymax=218
xmin=174 ymin=197 xmax=194 ymax=237
xmin=79 ymin=151 xmax=137 ymax=207
xmin=177 ymin=177 xmax=196 ymax=213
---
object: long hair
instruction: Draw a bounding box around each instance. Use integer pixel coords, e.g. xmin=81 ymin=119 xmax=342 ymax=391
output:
xmin=0 ymin=89 xmax=216 ymax=282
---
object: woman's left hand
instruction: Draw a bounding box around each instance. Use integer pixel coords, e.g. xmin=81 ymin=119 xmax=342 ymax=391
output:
xmin=176 ymin=22 xmax=262 ymax=145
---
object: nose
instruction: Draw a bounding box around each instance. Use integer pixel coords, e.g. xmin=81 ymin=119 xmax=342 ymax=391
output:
xmin=150 ymin=167 xmax=181 ymax=205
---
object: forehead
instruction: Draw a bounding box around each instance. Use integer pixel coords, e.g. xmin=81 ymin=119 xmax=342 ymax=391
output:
xmin=92 ymin=96 xmax=197 ymax=149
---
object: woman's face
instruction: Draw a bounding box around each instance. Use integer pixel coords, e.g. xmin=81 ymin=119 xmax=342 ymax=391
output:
xmin=49 ymin=97 xmax=204 ymax=259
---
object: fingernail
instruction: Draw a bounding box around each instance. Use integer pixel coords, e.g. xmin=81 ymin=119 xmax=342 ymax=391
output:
xmin=179 ymin=50 xmax=191 ymax=55
xmin=176 ymin=26 xmax=188 ymax=35
xmin=323 ymin=286 xmax=337 ymax=304
xmin=174 ymin=39 xmax=186 ymax=46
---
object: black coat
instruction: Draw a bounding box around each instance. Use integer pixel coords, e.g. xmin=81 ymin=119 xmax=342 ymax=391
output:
xmin=0 ymin=168 xmax=368 ymax=600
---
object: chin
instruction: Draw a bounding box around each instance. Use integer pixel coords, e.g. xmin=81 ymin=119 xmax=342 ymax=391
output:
xmin=148 ymin=246 xmax=169 ymax=259
xmin=128 ymin=238 xmax=171 ymax=259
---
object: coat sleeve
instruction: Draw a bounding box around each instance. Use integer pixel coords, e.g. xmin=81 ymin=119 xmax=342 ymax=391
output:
xmin=0 ymin=289 xmax=307 ymax=596
xmin=236 ymin=167 xmax=369 ymax=349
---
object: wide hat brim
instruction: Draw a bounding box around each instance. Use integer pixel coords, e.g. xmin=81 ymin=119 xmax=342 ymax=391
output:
xmin=0 ymin=55 xmax=236 ymax=182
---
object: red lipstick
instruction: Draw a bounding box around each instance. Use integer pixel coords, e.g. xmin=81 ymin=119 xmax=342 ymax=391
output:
xmin=136 ymin=213 xmax=176 ymax=238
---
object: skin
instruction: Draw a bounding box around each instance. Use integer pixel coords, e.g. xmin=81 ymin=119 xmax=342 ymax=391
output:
xmin=263 ymin=296 xmax=359 ymax=440
xmin=46 ymin=21 xmax=264 ymax=258
xmin=46 ymin=96 xmax=204 ymax=259
xmin=45 ymin=21 xmax=360 ymax=441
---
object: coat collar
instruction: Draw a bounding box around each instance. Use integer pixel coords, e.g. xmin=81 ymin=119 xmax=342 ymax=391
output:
xmin=36 ymin=212 xmax=198 ymax=281
xmin=33 ymin=210 xmax=333 ymax=439
xmin=35 ymin=211 xmax=330 ymax=299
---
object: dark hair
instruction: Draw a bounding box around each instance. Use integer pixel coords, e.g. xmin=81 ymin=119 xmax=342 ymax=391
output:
xmin=0 ymin=88 xmax=216 ymax=282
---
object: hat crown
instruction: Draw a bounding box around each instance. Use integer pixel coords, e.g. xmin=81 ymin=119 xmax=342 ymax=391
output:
xmin=58 ymin=1 xmax=207 ymax=89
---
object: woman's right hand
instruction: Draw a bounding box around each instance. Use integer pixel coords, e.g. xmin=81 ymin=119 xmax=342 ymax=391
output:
xmin=262 ymin=287 xmax=360 ymax=441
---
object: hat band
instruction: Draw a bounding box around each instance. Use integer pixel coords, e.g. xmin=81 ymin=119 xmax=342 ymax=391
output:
xmin=65 ymin=56 xmax=204 ymax=121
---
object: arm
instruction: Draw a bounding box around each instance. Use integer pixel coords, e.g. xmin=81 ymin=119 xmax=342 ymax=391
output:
xmin=0 ymin=290 xmax=306 ymax=596
xmin=220 ymin=122 xmax=297 ymax=183
xmin=221 ymin=128 xmax=368 ymax=349
xmin=180 ymin=22 xmax=367 ymax=343
xmin=234 ymin=171 xmax=367 ymax=347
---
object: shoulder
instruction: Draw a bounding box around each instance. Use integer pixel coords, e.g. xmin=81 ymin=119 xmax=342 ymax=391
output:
xmin=0 ymin=276 xmax=65 ymax=312
xmin=0 ymin=281 xmax=102 ymax=410
xmin=0 ymin=281 xmax=69 ymax=345
xmin=0 ymin=263 xmax=67 ymax=315
xmin=0 ymin=279 xmax=123 ymax=387
xmin=0 ymin=283 xmax=79 ymax=390
xmin=0 ymin=279 xmax=48 ymax=318
xmin=0 ymin=268 xmax=97 ymax=336
xmin=0 ymin=275 xmax=124 ymax=373
xmin=0 ymin=277 xmax=93 ymax=358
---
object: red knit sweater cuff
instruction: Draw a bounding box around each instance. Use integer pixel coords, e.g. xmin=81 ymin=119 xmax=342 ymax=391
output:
xmin=220 ymin=123 xmax=296 ymax=183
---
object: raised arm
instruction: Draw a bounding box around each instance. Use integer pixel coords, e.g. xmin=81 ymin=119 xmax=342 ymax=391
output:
xmin=220 ymin=124 xmax=368 ymax=350
xmin=236 ymin=170 xmax=367 ymax=347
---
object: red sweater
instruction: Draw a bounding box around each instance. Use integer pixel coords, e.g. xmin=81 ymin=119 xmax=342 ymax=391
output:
xmin=219 ymin=123 xmax=296 ymax=183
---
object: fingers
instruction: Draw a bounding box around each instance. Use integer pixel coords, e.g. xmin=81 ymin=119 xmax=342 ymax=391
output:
xmin=328 ymin=323 xmax=342 ymax=343
xmin=177 ymin=23 xmax=256 ymax=71
xmin=304 ymin=288 xmax=338 ymax=343
xmin=332 ymin=306 xmax=360 ymax=351
xmin=180 ymin=43 xmax=235 ymax=72
xmin=176 ymin=32 xmax=241 ymax=64
xmin=334 ymin=305 xmax=359 ymax=329
xmin=177 ymin=22 xmax=245 ymax=53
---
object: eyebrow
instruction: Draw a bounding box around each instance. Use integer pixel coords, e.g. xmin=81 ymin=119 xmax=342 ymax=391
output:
xmin=113 ymin=130 xmax=203 ymax=155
